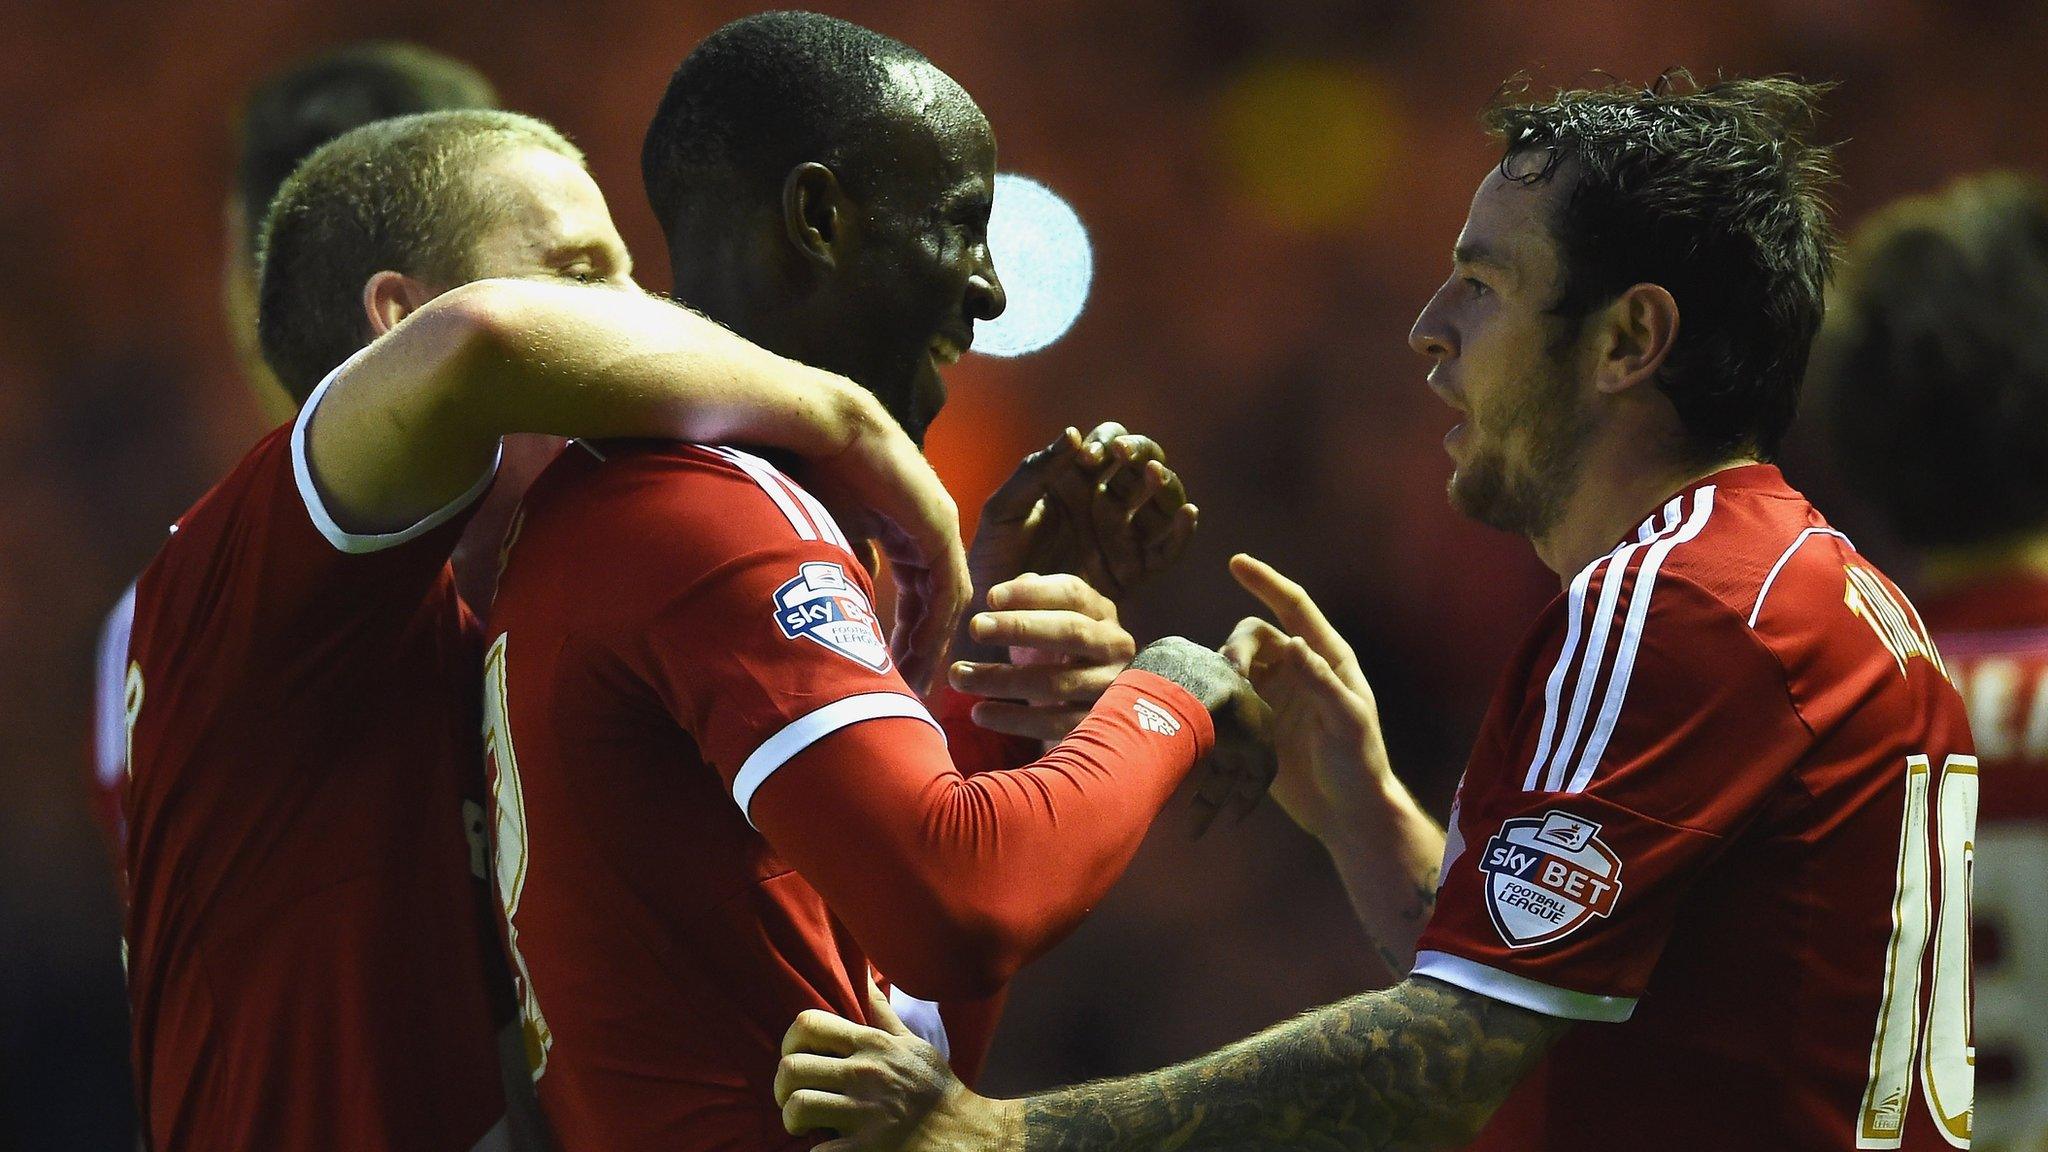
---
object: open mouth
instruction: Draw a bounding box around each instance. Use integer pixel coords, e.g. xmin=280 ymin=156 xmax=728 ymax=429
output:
xmin=928 ymin=331 xmax=972 ymax=367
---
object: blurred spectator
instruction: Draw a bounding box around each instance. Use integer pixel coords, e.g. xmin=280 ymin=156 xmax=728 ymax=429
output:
xmin=1810 ymin=171 xmax=2048 ymax=1151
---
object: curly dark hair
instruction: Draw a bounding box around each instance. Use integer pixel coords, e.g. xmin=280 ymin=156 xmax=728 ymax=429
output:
xmin=1484 ymin=72 xmax=1839 ymax=462
xmin=1812 ymin=173 xmax=2048 ymax=549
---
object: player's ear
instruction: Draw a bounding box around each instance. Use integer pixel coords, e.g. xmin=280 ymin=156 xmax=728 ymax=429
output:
xmin=1592 ymin=282 xmax=1680 ymax=397
xmin=782 ymin=162 xmax=852 ymax=270
xmin=361 ymin=271 xmax=438 ymax=339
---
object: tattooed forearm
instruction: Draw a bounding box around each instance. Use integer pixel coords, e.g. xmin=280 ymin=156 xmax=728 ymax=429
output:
xmin=1019 ymin=976 xmax=1569 ymax=1152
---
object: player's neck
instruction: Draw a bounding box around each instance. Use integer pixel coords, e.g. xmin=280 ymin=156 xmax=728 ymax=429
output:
xmin=1919 ymin=531 xmax=2048 ymax=594
xmin=1531 ymin=446 xmax=1754 ymax=585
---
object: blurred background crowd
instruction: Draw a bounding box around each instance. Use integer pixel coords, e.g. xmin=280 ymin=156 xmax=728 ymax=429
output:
xmin=3 ymin=0 xmax=2045 ymax=1143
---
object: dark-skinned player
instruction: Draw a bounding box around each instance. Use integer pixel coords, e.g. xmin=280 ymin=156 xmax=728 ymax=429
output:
xmin=479 ymin=13 xmax=1264 ymax=1150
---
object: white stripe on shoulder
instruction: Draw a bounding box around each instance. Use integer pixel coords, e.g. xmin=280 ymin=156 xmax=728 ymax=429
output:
xmin=1523 ymin=555 xmax=1603 ymax=791
xmin=1526 ymin=501 xmax=1683 ymax=792
xmin=780 ymin=469 xmax=853 ymax=552
xmin=93 ymin=582 xmax=138 ymax=786
xmin=708 ymin=446 xmax=818 ymax=542
xmin=1533 ymin=504 xmax=1689 ymax=792
xmin=1636 ymin=496 xmax=1682 ymax=543
xmin=1748 ymin=526 xmax=1851 ymax=628
xmin=1563 ymin=487 xmax=1717 ymax=793
xmin=732 ymin=692 xmax=942 ymax=825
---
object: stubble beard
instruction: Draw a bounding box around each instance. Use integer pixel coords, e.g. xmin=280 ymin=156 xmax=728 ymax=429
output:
xmin=1447 ymin=350 xmax=1593 ymax=540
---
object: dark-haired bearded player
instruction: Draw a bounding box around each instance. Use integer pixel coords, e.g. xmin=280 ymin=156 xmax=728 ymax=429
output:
xmin=1814 ymin=172 xmax=2048 ymax=1150
xmin=778 ymin=75 xmax=1978 ymax=1152
xmin=479 ymin=12 xmax=1255 ymax=1151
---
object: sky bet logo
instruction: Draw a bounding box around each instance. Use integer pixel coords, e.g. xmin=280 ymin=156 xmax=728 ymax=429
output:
xmin=772 ymin=562 xmax=891 ymax=673
xmin=1478 ymin=811 xmax=1623 ymax=948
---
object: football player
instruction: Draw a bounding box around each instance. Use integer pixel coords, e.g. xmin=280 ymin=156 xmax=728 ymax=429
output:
xmin=777 ymin=74 xmax=1979 ymax=1152
xmin=89 ymin=41 xmax=499 ymax=871
xmin=478 ymin=14 xmax=1258 ymax=1150
xmin=122 ymin=108 xmax=965 ymax=1152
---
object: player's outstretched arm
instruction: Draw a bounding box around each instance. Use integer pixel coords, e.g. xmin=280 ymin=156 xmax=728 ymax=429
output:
xmin=1223 ymin=554 xmax=1447 ymax=972
xmin=778 ymin=976 xmax=1569 ymax=1152
xmin=304 ymin=277 xmax=967 ymax=688
xmin=750 ymin=636 xmax=1271 ymax=1000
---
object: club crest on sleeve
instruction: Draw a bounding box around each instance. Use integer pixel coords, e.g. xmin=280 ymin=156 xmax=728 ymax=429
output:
xmin=772 ymin=562 xmax=891 ymax=673
xmin=1478 ymin=810 xmax=1622 ymax=948
xmin=1132 ymin=697 xmax=1182 ymax=736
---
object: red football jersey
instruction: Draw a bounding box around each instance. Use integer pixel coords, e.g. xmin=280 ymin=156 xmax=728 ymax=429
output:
xmin=484 ymin=441 xmax=1211 ymax=1151
xmin=1923 ymin=572 xmax=2048 ymax=1149
xmin=124 ymin=373 xmax=508 ymax=1152
xmin=1415 ymin=465 xmax=1976 ymax=1150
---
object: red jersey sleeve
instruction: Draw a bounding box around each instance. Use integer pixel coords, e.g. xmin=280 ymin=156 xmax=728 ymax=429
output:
xmin=928 ymin=683 xmax=1044 ymax=776
xmin=1414 ymin=571 xmax=1812 ymax=1022
xmin=617 ymin=448 xmax=1214 ymax=1000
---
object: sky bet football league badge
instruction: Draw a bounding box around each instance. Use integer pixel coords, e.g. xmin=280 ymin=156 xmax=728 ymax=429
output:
xmin=1478 ymin=810 xmax=1623 ymax=948
xmin=773 ymin=561 xmax=891 ymax=672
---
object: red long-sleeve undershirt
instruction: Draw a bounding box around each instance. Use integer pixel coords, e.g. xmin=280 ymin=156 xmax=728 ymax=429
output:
xmin=747 ymin=668 xmax=1213 ymax=1003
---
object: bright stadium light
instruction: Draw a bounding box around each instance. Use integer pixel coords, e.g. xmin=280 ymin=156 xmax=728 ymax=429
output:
xmin=976 ymin=172 xmax=1093 ymax=357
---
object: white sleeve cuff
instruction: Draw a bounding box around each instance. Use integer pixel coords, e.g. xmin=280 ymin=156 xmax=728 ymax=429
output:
xmin=733 ymin=692 xmax=942 ymax=825
xmin=290 ymin=347 xmax=501 ymax=556
xmin=1411 ymin=950 xmax=1637 ymax=1023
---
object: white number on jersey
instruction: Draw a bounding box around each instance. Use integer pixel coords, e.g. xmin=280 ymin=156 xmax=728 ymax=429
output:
xmin=1858 ymin=753 xmax=1977 ymax=1148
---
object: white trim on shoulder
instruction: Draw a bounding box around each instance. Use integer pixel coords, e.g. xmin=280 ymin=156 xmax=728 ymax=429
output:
xmin=733 ymin=692 xmax=941 ymax=825
xmin=1526 ymin=500 xmax=1689 ymax=792
xmin=708 ymin=445 xmax=819 ymax=542
xmin=93 ymin=582 xmax=138 ymax=786
xmin=1412 ymin=950 xmax=1637 ymax=1023
xmin=290 ymin=347 xmax=502 ymax=555
xmin=1563 ymin=488 xmax=1717 ymax=793
xmin=705 ymin=445 xmax=859 ymax=552
xmin=888 ymin=987 xmax=953 ymax=1065
xmin=1748 ymin=526 xmax=1852 ymax=628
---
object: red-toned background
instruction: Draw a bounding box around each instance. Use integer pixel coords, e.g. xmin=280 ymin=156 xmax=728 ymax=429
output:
xmin=3 ymin=0 xmax=2044 ymax=1141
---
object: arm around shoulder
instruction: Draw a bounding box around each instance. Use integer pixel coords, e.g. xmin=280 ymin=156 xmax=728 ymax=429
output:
xmin=298 ymin=278 xmax=895 ymax=538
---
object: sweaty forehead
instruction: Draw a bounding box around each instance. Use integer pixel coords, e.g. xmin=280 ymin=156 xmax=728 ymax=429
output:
xmin=859 ymin=60 xmax=994 ymax=195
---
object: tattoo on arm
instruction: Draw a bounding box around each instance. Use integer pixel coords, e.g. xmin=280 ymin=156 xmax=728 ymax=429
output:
xmin=1020 ymin=976 xmax=1570 ymax=1152
xmin=1407 ymin=875 xmax=1438 ymax=927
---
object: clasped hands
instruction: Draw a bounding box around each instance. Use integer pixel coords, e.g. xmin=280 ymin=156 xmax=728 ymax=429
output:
xmin=950 ymin=424 xmax=1390 ymax=843
xmin=771 ymin=553 xmax=1395 ymax=1150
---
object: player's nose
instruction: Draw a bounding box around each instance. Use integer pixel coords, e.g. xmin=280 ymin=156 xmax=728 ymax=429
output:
xmin=1409 ymin=295 xmax=1456 ymax=361
xmin=966 ymin=253 xmax=1006 ymax=322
